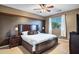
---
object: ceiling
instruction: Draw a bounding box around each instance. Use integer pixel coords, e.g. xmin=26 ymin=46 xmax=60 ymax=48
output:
xmin=2 ymin=4 xmax=79 ymax=17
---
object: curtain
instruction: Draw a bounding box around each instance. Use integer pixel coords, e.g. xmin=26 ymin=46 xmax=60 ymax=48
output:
xmin=48 ymin=18 xmax=52 ymax=34
xmin=61 ymin=15 xmax=66 ymax=37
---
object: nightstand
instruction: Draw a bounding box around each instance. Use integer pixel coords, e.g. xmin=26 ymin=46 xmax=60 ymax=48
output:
xmin=9 ymin=35 xmax=22 ymax=48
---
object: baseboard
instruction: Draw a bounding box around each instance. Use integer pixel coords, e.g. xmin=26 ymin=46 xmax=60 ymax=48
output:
xmin=59 ymin=36 xmax=67 ymax=39
xmin=0 ymin=45 xmax=9 ymax=49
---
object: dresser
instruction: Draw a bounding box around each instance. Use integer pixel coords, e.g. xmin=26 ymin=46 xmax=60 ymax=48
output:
xmin=70 ymin=32 xmax=79 ymax=54
xmin=9 ymin=35 xmax=22 ymax=48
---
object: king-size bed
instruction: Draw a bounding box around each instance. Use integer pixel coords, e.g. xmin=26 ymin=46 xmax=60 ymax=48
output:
xmin=18 ymin=24 xmax=58 ymax=54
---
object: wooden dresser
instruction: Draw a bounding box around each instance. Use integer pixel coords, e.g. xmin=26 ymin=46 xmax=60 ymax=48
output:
xmin=9 ymin=35 xmax=22 ymax=48
xmin=70 ymin=32 xmax=79 ymax=54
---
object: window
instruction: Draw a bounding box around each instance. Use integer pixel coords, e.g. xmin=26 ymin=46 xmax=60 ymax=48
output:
xmin=48 ymin=15 xmax=66 ymax=37
xmin=52 ymin=17 xmax=61 ymax=29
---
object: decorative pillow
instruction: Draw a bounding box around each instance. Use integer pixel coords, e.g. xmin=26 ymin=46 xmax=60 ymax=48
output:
xmin=22 ymin=31 xmax=28 ymax=35
xmin=33 ymin=30 xmax=38 ymax=34
xmin=28 ymin=31 xmax=34 ymax=35
xmin=28 ymin=30 xmax=38 ymax=35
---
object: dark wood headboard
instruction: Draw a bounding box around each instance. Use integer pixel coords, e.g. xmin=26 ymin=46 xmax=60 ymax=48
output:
xmin=18 ymin=24 xmax=39 ymax=35
xmin=18 ymin=24 xmax=30 ymax=32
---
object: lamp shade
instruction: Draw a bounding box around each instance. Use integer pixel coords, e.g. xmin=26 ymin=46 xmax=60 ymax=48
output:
xmin=42 ymin=27 xmax=44 ymax=29
xmin=15 ymin=27 xmax=18 ymax=31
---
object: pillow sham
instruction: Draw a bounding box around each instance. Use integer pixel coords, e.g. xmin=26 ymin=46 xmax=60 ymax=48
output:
xmin=28 ymin=31 xmax=34 ymax=35
xmin=22 ymin=31 xmax=28 ymax=35
xmin=28 ymin=30 xmax=38 ymax=35
xmin=33 ymin=30 xmax=38 ymax=34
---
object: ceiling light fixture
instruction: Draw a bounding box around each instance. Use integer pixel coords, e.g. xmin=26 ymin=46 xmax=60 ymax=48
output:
xmin=33 ymin=4 xmax=54 ymax=13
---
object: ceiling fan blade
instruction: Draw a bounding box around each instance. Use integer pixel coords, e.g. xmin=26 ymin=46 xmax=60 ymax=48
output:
xmin=33 ymin=8 xmax=41 ymax=10
xmin=47 ymin=5 xmax=54 ymax=8
xmin=40 ymin=4 xmax=46 ymax=9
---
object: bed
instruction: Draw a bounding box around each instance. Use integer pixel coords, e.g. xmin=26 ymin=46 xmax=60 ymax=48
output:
xmin=18 ymin=24 xmax=58 ymax=54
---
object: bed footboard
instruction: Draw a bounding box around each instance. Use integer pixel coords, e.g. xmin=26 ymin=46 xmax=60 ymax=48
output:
xmin=22 ymin=40 xmax=33 ymax=53
xmin=35 ymin=37 xmax=58 ymax=53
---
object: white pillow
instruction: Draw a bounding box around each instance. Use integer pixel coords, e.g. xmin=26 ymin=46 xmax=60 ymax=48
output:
xmin=38 ymin=31 xmax=40 ymax=34
xmin=22 ymin=31 xmax=28 ymax=35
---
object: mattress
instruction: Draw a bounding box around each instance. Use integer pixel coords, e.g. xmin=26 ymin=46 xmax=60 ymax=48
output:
xmin=21 ymin=33 xmax=57 ymax=51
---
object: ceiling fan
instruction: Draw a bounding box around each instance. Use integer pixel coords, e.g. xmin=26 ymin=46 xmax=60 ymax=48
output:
xmin=33 ymin=4 xmax=54 ymax=13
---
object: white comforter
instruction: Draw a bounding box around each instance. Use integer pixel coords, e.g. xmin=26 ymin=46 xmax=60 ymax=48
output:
xmin=21 ymin=33 xmax=57 ymax=51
